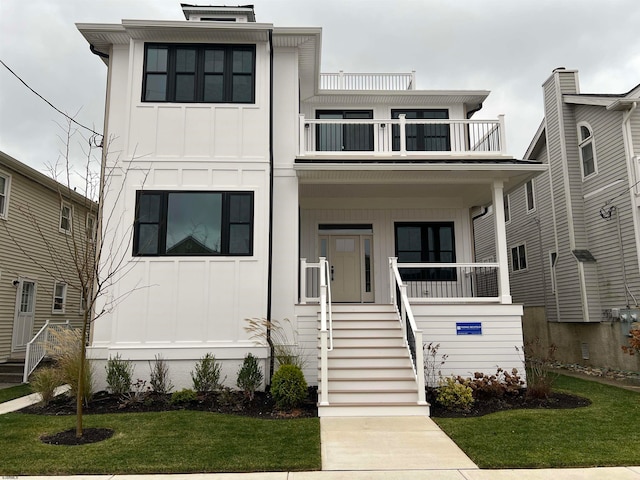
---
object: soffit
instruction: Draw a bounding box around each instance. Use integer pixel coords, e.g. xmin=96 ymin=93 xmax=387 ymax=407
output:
xmin=302 ymin=91 xmax=488 ymax=110
xmin=273 ymin=28 xmax=322 ymax=99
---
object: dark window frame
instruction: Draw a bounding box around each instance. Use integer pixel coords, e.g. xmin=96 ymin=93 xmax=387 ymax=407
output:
xmin=394 ymin=222 xmax=456 ymax=281
xmin=133 ymin=190 xmax=254 ymax=257
xmin=391 ymin=109 xmax=450 ymax=152
xmin=511 ymin=244 xmax=527 ymax=272
xmin=142 ymin=44 xmax=256 ymax=103
xmin=315 ymin=110 xmax=374 ymax=152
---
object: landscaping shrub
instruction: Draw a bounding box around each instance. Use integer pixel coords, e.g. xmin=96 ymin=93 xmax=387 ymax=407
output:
xmin=437 ymin=376 xmax=474 ymax=412
xmin=171 ymin=388 xmax=198 ymax=405
xmin=622 ymin=329 xmax=640 ymax=356
xmin=30 ymin=367 xmax=62 ymax=406
xmin=105 ymin=354 xmax=133 ymax=397
xmin=191 ymin=353 xmax=223 ymax=393
xmin=270 ymin=364 xmax=307 ymax=410
xmin=423 ymin=342 xmax=448 ymax=388
xmin=518 ymin=339 xmax=558 ymax=399
xmin=237 ymin=353 xmax=263 ymax=401
xmin=245 ymin=318 xmax=308 ymax=370
xmin=48 ymin=327 xmax=94 ymax=404
xmin=459 ymin=368 xmax=524 ymax=400
xmin=122 ymin=379 xmax=151 ymax=405
xmin=148 ymin=354 xmax=173 ymax=395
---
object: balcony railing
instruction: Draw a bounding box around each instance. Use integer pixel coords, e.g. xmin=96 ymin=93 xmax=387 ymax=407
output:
xmin=320 ymin=71 xmax=416 ymax=91
xmin=298 ymin=115 xmax=506 ymax=156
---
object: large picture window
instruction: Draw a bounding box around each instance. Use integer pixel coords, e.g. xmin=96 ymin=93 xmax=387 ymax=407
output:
xmin=394 ymin=222 xmax=456 ymax=281
xmin=391 ymin=109 xmax=450 ymax=151
xmin=316 ymin=110 xmax=374 ymax=152
xmin=133 ymin=191 xmax=254 ymax=256
xmin=143 ymin=44 xmax=255 ymax=103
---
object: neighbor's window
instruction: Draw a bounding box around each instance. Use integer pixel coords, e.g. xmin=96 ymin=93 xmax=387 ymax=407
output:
xmin=52 ymin=282 xmax=67 ymax=313
xmin=549 ymin=251 xmax=558 ymax=293
xmin=59 ymin=202 xmax=72 ymax=234
xmin=511 ymin=244 xmax=527 ymax=272
xmin=86 ymin=213 xmax=97 ymax=243
xmin=578 ymin=123 xmax=597 ymax=178
xmin=143 ymin=44 xmax=255 ymax=103
xmin=133 ymin=191 xmax=254 ymax=256
xmin=526 ymin=180 xmax=535 ymax=213
xmin=504 ymin=194 xmax=511 ymax=223
xmin=0 ymin=172 xmax=10 ymax=219
xmin=394 ymin=222 xmax=456 ymax=281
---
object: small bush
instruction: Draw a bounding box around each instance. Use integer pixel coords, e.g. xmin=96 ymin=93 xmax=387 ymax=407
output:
xmin=121 ymin=379 xmax=151 ymax=405
xmin=148 ymin=354 xmax=174 ymax=395
xmin=191 ymin=353 xmax=223 ymax=393
xmin=237 ymin=353 xmax=263 ymax=400
xmin=171 ymin=388 xmax=197 ymax=405
xmin=437 ymin=376 xmax=474 ymax=412
xmin=48 ymin=327 xmax=93 ymax=404
xmin=459 ymin=368 xmax=524 ymax=400
xmin=30 ymin=367 xmax=61 ymax=406
xmin=270 ymin=364 xmax=307 ymax=410
xmin=423 ymin=342 xmax=448 ymax=388
xmin=622 ymin=329 xmax=640 ymax=356
xmin=105 ymin=354 xmax=133 ymax=397
xmin=518 ymin=339 xmax=558 ymax=399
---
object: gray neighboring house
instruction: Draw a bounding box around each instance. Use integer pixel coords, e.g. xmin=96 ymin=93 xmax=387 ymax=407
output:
xmin=0 ymin=151 xmax=96 ymax=372
xmin=475 ymin=68 xmax=640 ymax=372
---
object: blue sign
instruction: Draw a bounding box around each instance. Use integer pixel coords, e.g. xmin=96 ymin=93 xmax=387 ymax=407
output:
xmin=456 ymin=322 xmax=482 ymax=335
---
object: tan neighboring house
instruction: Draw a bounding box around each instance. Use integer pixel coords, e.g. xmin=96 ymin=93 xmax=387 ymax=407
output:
xmin=0 ymin=151 xmax=97 ymax=377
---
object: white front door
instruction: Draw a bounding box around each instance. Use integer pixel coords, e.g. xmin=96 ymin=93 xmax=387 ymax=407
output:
xmin=12 ymin=279 xmax=36 ymax=351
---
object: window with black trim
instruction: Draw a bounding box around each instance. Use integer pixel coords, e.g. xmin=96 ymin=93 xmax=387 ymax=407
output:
xmin=525 ymin=180 xmax=535 ymax=213
xmin=316 ymin=110 xmax=374 ymax=151
xmin=511 ymin=244 xmax=527 ymax=272
xmin=394 ymin=222 xmax=456 ymax=280
xmin=133 ymin=191 xmax=254 ymax=256
xmin=391 ymin=109 xmax=450 ymax=151
xmin=504 ymin=195 xmax=511 ymax=223
xmin=578 ymin=123 xmax=597 ymax=178
xmin=143 ymin=44 xmax=255 ymax=103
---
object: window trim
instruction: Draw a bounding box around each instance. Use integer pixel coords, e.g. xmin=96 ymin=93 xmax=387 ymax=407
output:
xmin=504 ymin=194 xmax=511 ymax=224
xmin=577 ymin=122 xmax=598 ymax=180
xmin=0 ymin=170 xmax=10 ymax=220
xmin=59 ymin=202 xmax=73 ymax=234
xmin=133 ymin=190 xmax=254 ymax=257
xmin=525 ymin=180 xmax=536 ymax=214
xmin=510 ymin=243 xmax=528 ymax=272
xmin=142 ymin=43 xmax=256 ymax=104
xmin=86 ymin=213 xmax=97 ymax=243
xmin=52 ymin=281 xmax=67 ymax=314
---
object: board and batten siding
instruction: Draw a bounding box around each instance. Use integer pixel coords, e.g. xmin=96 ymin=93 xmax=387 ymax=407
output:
xmin=0 ymin=157 xmax=91 ymax=360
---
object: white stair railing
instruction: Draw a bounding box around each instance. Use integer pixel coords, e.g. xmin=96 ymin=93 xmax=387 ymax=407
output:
xmin=389 ymin=258 xmax=426 ymax=405
xmin=23 ymin=320 xmax=70 ymax=383
xmin=319 ymin=257 xmax=333 ymax=406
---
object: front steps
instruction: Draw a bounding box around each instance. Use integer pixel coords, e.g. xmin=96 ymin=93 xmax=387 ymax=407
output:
xmin=0 ymin=360 xmax=25 ymax=384
xmin=318 ymin=304 xmax=429 ymax=417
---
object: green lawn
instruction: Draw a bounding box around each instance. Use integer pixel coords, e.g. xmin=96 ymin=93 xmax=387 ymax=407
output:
xmin=434 ymin=374 xmax=640 ymax=468
xmin=0 ymin=410 xmax=320 ymax=475
xmin=0 ymin=384 xmax=32 ymax=403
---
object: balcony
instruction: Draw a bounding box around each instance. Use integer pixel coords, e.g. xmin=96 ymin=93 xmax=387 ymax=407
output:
xmin=298 ymin=115 xmax=507 ymax=157
xmin=320 ymin=71 xmax=416 ymax=91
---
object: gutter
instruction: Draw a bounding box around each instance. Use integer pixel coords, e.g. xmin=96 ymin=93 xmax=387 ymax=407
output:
xmin=266 ymin=29 xmax=275 ymax=380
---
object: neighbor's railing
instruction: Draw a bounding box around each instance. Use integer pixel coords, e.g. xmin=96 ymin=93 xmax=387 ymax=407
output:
xmin=320 ymin=71 xmax=416 ymax=91
xmin=389 ymin=258 xmax=426 ymax=405
xmin=398 ymin=262 xmax=500 ymax=302
xmin=298 ymin=115 xmax=506 ymax=156
xmin=23 ymin=319 xmax=70 ymax=383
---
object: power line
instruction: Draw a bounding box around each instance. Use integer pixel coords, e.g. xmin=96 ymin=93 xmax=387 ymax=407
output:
xmin=0 ymin=59 xmax=103 ymax=142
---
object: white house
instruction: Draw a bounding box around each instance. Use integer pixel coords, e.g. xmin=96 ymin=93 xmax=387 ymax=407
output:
xmin=77 ymin=4 xmax=545 ymax=416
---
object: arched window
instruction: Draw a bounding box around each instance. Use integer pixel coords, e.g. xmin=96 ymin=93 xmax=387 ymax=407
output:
xmin=577 ymin=123 xmax=597 ymax=179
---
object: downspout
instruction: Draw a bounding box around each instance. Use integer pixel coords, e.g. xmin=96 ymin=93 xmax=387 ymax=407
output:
xmin=90 ymin=44 xmax=109 ymax=60
xmin=266 ymin=29 xmax=275 ymax=381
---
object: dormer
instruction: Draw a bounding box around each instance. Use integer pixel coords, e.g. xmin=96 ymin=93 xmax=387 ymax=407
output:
xmin=180 ymin=3 xmax=256 ymax=22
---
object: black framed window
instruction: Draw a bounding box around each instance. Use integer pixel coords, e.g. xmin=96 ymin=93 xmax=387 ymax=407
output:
xmin=394 ymin=222 xmax=456 ymax=280
xmin=133 ymin=191 xmax=254 ymax=256
xmin=511 ymin=244 xmax=527 ymax=272
xmin=143 ymin=44 xmax=255 ymax=103
xmin=391 ymin=109 xmax=450 ymax=151
xmin=316 ymin=110 xmax=374 ymax=151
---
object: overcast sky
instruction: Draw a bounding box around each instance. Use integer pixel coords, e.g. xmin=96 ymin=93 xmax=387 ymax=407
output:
xmin=1 ymin=0 xmax=639 ymax=177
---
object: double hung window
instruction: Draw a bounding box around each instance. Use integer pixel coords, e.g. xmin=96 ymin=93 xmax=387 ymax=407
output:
xmin=394 ymin=222 xmax=456 ymax=281
xmin=0 ymin=172 xmax=9 ymax=219
xmin=52 ymin=282 xmax=67 ymax=313
xmin=59 ymin=203 xmax=72 ymax=234
xmin=316 ymin=110 xmax=374 ymax=152
xmin=511 ymin=244 xmax=527 ymax=272
xmin=391 ymin=109 xmax=450 ymax=151
xmin=578 ymin=123 xmax=597 ymax=178
xmin=525 ymin=180 xmax=535 ymax=213
xmin=133 ymin=191 xmax=253 ymax=256
xmin=143 ymin=44 xmax=255 ymax=103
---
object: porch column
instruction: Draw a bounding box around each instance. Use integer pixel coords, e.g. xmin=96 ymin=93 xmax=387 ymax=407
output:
xmin=492 ymin=180 xmax=512 ymax=304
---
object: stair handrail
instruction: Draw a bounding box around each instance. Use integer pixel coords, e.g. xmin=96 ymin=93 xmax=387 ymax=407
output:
xmin=389 ymin=257 xmax=426 ymax=404
xmin=319 ymin=257 xmax=333 ymax=405
xmin=23 ymin=319 xmax=70 ymax=383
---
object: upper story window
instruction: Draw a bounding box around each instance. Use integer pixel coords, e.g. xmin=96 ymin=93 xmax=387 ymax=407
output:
xmin=525 ymin=180 xmax=535 ymax=213
xmin=133 ymin=190 xmax=254 ymax=256
xmin=577 ymin=123 xmax=597 ymax=179
xmin=394 ymin=222 xmax=456 ymax=281
xmin=59 ymin=202 xmax=72 ymax=234
xmin=86 ymin=213 xmax=97 ymax=243
xmin=143 ymin=44 xmax=255 ymax=103
xmin=504 ymin=194 xmax=511 ymax=224
xmin=316 ymin=110 xmax=373 ymax=152
xmin=0 ymin=171 xmax=10 ymax=219
xmin=52 ymin=281 xmax=67 ymax=313
xmin=391 ymin=109 xmax=450 ymax=151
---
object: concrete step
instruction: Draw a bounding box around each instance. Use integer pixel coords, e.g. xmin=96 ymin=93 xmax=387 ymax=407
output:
xmin=0 ymin=362 xmax=25 ymax=374
xmin=318 ymin=403 xmax=430 ymax=417
xmin=0 ymin=372 xmax=23 ymax=383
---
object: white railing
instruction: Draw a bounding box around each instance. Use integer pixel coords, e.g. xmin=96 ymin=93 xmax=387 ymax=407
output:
xmin=389 ymin=258 xmax=426 ymax=405
xmin=23 ymin=319 xmax=70 ymax=382
xmin=398 ymin=262 xmax=500 ymax=302
xmin=298 ymin=115 xmax=506 ymax=156
xmin=320 ymin=71 xmax=416 ymax=91
xmin=318 ymin=257 xmax=333 ymax=406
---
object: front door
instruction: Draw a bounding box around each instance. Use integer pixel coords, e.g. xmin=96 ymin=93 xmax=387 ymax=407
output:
xmin=12 ymin=279 xmax=36 ymax=351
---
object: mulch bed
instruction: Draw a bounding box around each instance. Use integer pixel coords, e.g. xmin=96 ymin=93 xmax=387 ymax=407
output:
xmin=41 ymin=428 xmax=114 ymax=445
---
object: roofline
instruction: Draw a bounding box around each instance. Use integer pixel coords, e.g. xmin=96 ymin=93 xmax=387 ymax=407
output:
xmin=523 ymin=120 xmax=546 ymax=160
xmin=0 ymin=151 xmax=97 ymax=207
